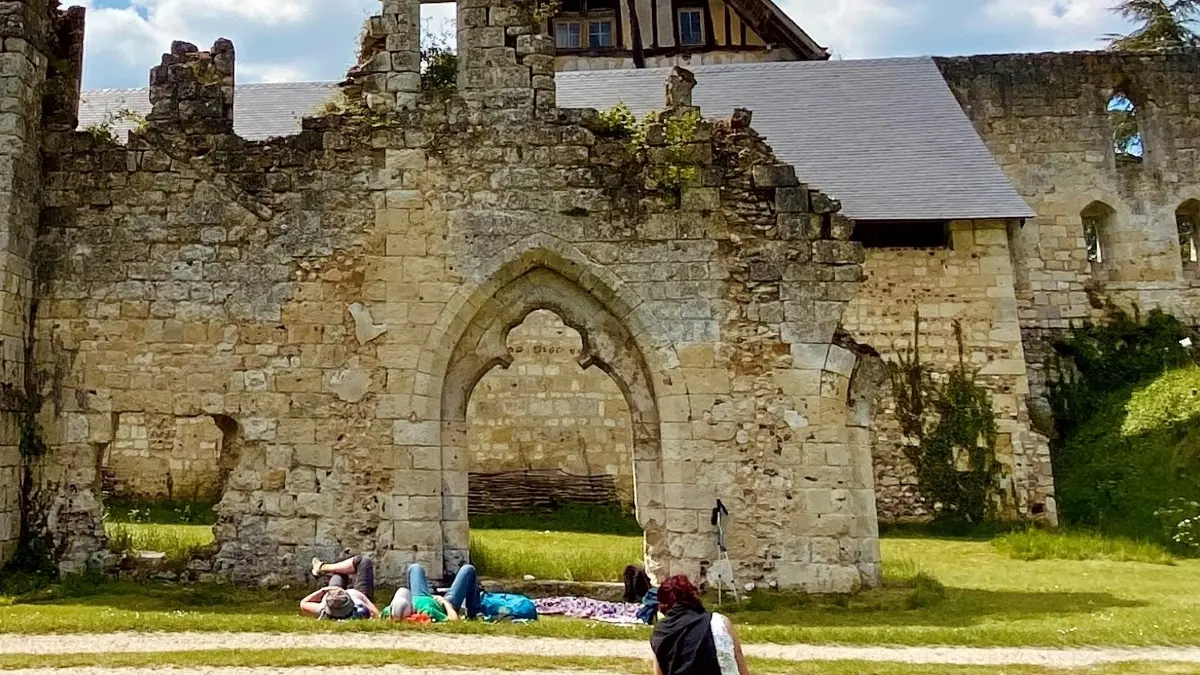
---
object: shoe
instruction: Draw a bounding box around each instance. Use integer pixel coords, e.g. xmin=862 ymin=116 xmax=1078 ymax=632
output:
xmin=311 ymin=557 xmax=323 ymax=577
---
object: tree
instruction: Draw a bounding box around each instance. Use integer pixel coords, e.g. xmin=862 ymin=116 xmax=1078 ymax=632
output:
xmin=421 ymin=19 xmax=458 ymax=91
xmin=1107 ymin=0 xmax=1200 ymax=50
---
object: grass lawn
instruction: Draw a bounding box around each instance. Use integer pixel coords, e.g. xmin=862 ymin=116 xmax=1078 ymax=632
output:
xmin=471 ymin=528 xmax=643 ymax=581
xmin=4 ymin=536 xmax=1200 ymax=646
xmin=4 ymin=650 xmax=1200 ymax=675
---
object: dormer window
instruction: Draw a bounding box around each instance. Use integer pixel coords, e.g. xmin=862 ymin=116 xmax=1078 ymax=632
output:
xmin=678 ymin=8 xmax=704 ymax=46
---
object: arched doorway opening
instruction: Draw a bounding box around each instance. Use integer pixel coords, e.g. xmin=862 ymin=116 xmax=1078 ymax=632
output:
xmin=466 ymin=309 xmax=640 ymax=580
xmin=439 ymin=267 xmax=665 ymax=580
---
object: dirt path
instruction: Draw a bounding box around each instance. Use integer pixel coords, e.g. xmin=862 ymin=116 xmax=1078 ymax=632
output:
xmin=3 ymin=632 xmax=1200 ymax=667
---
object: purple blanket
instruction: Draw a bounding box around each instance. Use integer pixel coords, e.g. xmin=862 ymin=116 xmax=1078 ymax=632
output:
xmin=534 ymin=596 xmax=643 ymax=624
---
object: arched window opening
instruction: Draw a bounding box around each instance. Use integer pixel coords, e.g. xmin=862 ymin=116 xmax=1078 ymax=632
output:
xmin=1179 ymin=200 xmax=1200 ymax=268
xmin=1081 ymin=201 xmax=1115 ymax=265
xmin=1108 ymin=88 xmax=1143 ymax=163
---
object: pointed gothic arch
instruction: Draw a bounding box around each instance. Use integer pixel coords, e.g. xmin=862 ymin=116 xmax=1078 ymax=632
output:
xmin=436 ymin=265 xmax=666 ymax=577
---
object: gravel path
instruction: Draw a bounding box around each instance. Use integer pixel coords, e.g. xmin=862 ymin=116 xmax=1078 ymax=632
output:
xmin=3 ymin=668 xmax=617 ymax=675
xmin=4 ymin=633 xmax=1200 ymax=667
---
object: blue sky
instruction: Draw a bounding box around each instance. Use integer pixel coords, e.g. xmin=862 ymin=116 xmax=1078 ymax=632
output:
xmin=78 ymin=0 xmax=1132 ymax=89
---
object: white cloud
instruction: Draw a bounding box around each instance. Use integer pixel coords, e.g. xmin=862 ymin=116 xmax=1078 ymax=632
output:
xmin=78 ymin=0 xmax=376 ymax=88
xmin=982 ymin=0 xmax=1120 ymax=51
xmin=777 ymin=0 xmax=920 ymax=58
xmin=984 ymin=0 xmax=1111 ymax=30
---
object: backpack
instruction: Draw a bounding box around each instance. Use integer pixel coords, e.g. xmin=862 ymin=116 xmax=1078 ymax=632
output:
xmin=623 ymin=565 xmax=651 ymax=603
xmin=480 ymin=592 xmax=538 ymax=621
xmin=637 ymin=587 xmax=659 ymax=625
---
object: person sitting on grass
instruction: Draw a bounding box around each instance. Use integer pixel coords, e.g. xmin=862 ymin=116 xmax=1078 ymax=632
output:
xmin=300 ymin=554 xmax=381 ymax=620
xmin=382 ymin=562 xmax=481 ymax=623
xmin=650 ymin=575 xmax=749 ymax=675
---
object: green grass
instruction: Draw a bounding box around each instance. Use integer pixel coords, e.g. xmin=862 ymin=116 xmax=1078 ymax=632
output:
xmin=470 ymin=528 xmax=643 ymax=582
xmin=104 ymin=499 xmax=217 ymax=526
xmin=1055 ymin=365 xmax=1200 ymax=550
xmin=6 ymin=537 xmax=1200 ymax=646
xmin=995 ymin=529 xmax=1176 ymax=565
xmin=104 ymin=522 xmax=214 ymax=564
xmin=3 ymin=650 xmax=1200 ymax=675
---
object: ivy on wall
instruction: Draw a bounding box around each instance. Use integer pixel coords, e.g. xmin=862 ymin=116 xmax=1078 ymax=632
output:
xmin=889 ymin=312 xmax=1000 ymax=525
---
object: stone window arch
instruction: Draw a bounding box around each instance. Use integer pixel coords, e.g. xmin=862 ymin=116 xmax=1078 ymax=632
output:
xmin=1108 ymin=82 xmax=1144 ymax=163
xmin=1081 ymin=200 xmax=1115 ymax=267
xmin=439 ymin=266 xmax=665 ymax=577
xmin=1179 ymin=200 xmax=1200 ymax=275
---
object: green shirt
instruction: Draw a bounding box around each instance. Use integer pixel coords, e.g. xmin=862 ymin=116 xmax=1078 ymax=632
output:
xmin=382 ymin=596 xmax=449 ymax=622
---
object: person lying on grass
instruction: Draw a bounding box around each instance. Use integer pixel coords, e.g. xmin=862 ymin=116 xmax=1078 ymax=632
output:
xmin=301 ymin=554 xmax=381 ymax=620
xmin=382 ymin=562 xmax=481 ymax=623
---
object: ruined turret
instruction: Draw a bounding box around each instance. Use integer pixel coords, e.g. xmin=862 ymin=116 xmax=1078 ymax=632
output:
xmin=147 ymin=39 xmax=236 ymax=135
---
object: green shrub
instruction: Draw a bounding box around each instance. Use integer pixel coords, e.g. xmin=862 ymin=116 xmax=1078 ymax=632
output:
xmin=1050 ymin=308 xmax=1195 ymax=438
xmin=993 ymin=529 xmax=1175 ymax=565
xmin=1053 ymin=365 xmax=1200 ymax=551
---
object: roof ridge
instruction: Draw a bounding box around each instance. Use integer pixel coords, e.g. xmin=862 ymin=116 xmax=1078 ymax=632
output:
xmin=82 ymin=81 xmax=339 ymax=95
xmin=554 ymin=56 xmax=933 ymax=79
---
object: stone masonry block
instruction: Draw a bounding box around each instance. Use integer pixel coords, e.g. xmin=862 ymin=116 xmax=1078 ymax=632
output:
xmin=776 ymin=187 xmax=810 ymax=213
xmin=752 ymin=164 xmax=799 ymax=188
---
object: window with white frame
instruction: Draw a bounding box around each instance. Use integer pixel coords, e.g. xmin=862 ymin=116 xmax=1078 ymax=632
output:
xmin=678 ymin=8 xmax=704 ymax=46
xmin=588 ymin=19 xmax=614 ymax=48
xmin=555 ymin=20 xmax=582 ymax=49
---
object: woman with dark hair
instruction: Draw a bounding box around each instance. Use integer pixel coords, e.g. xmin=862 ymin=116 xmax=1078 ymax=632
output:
xmin=649 ymin=575 xmax=749 ymax=675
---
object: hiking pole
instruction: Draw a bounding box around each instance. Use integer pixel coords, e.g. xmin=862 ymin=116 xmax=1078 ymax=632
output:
xmin=708 ymin=499 xmax=739 ymax=603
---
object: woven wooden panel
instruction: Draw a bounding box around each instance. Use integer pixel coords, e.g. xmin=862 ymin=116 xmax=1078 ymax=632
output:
xmin=468 ymin=469 xmax=620 ymax=515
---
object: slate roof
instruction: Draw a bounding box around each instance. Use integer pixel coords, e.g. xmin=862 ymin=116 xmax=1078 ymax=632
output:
xmin=77 ymin=58 xmax=1034 ymax=222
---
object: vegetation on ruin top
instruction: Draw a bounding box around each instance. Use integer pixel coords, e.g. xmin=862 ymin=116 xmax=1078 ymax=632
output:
xmin=5 ymin=537 xmax=1200 ymax=647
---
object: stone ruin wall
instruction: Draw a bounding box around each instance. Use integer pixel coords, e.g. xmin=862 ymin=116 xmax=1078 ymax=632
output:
xmin=936 ymin=51 xmax=1200 ymax=410
xmin=467 ymin=309 xmax=634 ymax=507
xmin=0 ymin=2 xmax=83 ymax=569
xmin=842 ymin=220 xmax=1056 ymax=523
xmin=10 ymin=0 xmax=885 ymax=592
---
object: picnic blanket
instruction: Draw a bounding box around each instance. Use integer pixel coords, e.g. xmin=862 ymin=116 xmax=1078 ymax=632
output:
xmin=533 ymin=596 xmax=643 ymax=624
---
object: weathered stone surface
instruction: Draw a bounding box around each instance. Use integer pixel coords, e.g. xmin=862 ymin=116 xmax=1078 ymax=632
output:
xmin=349 ymin=303 xmax=389 ymax=345
xmin=14 ymin=1 xmax=884 ymax=592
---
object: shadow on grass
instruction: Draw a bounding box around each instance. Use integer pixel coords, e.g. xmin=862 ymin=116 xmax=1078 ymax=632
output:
xmin=723 ymin=586 xmax=1144 ymax=629
xmin=10 ymin=576 xmax=1143 ymax=632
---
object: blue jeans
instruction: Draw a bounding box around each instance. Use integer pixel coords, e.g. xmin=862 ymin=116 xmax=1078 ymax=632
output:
xmin=407 ymin=563 xmax=480 ymax=618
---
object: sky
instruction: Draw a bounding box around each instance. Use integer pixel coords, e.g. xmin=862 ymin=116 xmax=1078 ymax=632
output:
xmin=77 ymin=0 xmax=1134 ymax=90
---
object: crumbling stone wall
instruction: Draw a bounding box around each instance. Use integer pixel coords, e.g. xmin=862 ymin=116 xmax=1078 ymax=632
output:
xmin=467 ymin=309 xmax=634 ymax=507
xmin=0 ymin=1 xmax=85 ymax=570
xmin=937 ymin=51 xmax=1200 ymax=407
xmin=30 ymin=0 xmax=882 ymax=591
xmin=843 ymin=220 xmax=1055 ymax=523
